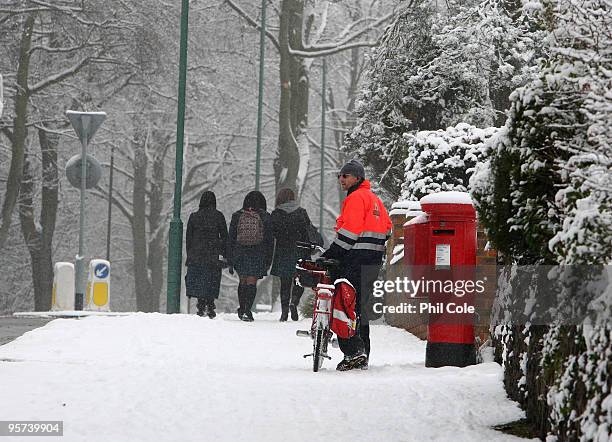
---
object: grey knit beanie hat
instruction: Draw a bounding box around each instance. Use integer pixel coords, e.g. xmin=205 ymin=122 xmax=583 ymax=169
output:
xmin=339 ymin=159 xmax=365 ymax=179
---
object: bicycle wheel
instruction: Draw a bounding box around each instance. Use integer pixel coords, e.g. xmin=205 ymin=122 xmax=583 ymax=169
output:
xmin=313 ymin=328 xmax=325 ymax=372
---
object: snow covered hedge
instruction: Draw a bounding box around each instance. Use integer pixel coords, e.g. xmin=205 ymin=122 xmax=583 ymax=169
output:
xmin=401 ymin=123 xmax=497 ymax=201
xmin=472 ymin=1 xmax=611 ymax=439
xmin=349 ymin=1 xmax=610 ymax=436
xmin=343 ymin=0 xmax=543 ymax=198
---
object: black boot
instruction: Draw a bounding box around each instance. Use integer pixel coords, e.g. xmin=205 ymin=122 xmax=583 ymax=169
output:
xmin=242 ymin=285 xmax=256 ymax=322
xmin=279 ymin=277 xmax=291 ymax=322
xmin=336 ymin=352 xmax=368 ymax=371
xmin=237 ymin=284 xmax=245 ymax=319
xmin=207 ymin=299 xmax=216 ymax=319
xmin=196 ymin=298 xmax=207 ymax=317
xmin=289 ymin=283 xmax=304 ymax=321
xmin=289 ymin=305 xmax=298 ymax=321
xmin=279 ymin=308 xmax=288 ymax=322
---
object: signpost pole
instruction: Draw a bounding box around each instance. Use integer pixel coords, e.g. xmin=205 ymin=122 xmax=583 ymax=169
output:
xmin=66 ymin=110 xmax=106 ymax=310
xmin=75 ymin=121 xmax=88 ymax=310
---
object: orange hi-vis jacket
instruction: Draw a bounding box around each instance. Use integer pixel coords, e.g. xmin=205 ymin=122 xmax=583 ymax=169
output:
xmin=324 ymin=180 xmax=392 ymax=260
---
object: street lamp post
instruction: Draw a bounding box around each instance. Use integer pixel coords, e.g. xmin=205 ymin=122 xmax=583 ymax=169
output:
xmin=255 ymin=0 xmax=266 ymax=190
xmin=320 ymin=58 xmax=326 ymax=231
xmin=66 ymin=110 xmax=106 ymax=310
xmin=106 ymin=145 xmax=114 ymax=261
xmin=166 ymin=0 xmax=190 ymax=314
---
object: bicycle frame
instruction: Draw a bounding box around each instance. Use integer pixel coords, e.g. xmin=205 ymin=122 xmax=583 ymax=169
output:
xmin=312 ymin=283 xmax=333 ymax=329
xmin=295 ymin=258 xmax=338 ymax=371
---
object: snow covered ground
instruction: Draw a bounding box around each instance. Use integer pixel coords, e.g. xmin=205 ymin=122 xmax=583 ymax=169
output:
xmin=0 ymin=313 xmax=531 ymax=441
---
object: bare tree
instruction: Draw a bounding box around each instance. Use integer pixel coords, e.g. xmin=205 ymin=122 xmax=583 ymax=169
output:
xmin=0 ymin=1 xmax=129 ymax=251
xmin=224 ymin=0 xmax=396 ymax=196
xmin=0 ymin=1 xmax=132 ymax=308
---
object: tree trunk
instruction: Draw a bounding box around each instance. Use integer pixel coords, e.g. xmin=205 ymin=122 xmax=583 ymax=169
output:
xmin=37 ymin=128 xmax=58 ymax=309
xmin=330 ymin=46 xmax=362 ymax=206
xmin=146 ymin=135 xmax=168 ymax=311
xmin=18 ymin=128 xmax=58 ymax=311
xmin=0 ymin=14 xmax=35 ymax=251
xmin=132 ymin=130 xmax=154 ymax=312
xmin=275 ymin=0 xmax=309 ymax=194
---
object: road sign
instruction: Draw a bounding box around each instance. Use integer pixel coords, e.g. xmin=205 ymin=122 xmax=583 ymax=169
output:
xmin=66 ymin=111 xmax=106 ymax=144
xmin=87 ymin=259 xmax=111 ymax=312
xmin=94 ymin=263 xmax=109 ymax=279
xmin=65 ymin=110 xmax=107 ymax=311
xmin=65 ymin=154 xmax=102 ymax=188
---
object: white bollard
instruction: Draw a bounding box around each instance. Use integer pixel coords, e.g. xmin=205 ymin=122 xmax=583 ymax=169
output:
xmin=52 ymin=262 xmax=75 ymax=311
xmin=86 ymin=259 xmax=111 ymax=311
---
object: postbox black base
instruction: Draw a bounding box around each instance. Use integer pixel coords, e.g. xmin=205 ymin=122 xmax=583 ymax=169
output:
xmin=425 ymin=342 xmax=476 ymax=368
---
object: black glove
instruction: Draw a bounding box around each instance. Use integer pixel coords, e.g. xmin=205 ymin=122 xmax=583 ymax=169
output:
xmin=228 ymin=265 xmax=234 ymax=275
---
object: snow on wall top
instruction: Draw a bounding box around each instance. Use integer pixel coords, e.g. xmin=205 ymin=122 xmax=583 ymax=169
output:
xmin=392 ymin=201 xmax=422 ymax=210
xmin=420 ymin=191 xmax=473 ymax=205
xmin=389 ymin=200 xmax=422 ymax=217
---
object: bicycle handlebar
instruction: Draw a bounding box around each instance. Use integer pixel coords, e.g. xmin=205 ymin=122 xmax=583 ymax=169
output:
xmin=296 ymin=241 xmax=326 ymax=254
xmin=295 ymin=257 xmax=340 ymax=272
xmin=316 ymin=257 xmax=340 ymax=268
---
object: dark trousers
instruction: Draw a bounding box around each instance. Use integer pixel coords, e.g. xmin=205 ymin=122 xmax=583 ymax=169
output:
xmin=338 ymin=322 xmax=370 ymax=357
xmin=280 ymin=276 xmax=304 ymax=310
xmin=336 ymin=263 xmax=381 ymax=358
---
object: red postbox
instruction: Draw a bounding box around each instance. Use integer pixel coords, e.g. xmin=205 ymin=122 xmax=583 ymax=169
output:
xmin=404 ymin=191 xmax=477 ymax=367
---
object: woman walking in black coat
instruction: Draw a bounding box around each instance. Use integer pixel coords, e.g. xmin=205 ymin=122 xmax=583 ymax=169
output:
xmin=185 ymin=191 xmax=228 ymax=318
xmin=270 ymin=188 xmax=312 ymax=321
xmin=227 ymin=190 xmax=273 ymax=322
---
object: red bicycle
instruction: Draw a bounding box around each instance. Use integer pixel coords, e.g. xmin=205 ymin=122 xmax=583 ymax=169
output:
xmin=295 ymin=242 xmax=340 ymax=372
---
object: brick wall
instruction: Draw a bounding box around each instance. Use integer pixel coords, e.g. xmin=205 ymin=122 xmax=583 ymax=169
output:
xmin=384 ymin=209 xmax=429 ymax=340
xmin=384 ymin=208 xmax=497 ymax=344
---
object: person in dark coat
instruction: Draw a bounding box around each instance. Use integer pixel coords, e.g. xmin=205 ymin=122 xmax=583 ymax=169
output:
xmin=270 ymin=188 xmax=312 ymax=321
xmin=185 ymin=191 xmax=228 ymax=318
xmin=226 ymin=190 xmax=273 ymax=322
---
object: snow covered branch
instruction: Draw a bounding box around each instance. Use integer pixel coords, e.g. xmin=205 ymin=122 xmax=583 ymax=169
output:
xmin=289 ymin=40 xmax=379 ymax=58
xmin=223 ymin=0 xmax=281 ymax=52
xmin=290 ymin=11 xmax=394 ymax=57
xmin=29 ymin=55 xmax=95 ymax=94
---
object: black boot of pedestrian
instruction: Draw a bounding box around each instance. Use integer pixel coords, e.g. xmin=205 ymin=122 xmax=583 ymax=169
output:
xmin=290 ymin=283 xmax=304 ymax=321
xmin=279 ymin=277 xmax=291 ymax=322
xmin=242 ymin=285 xmax=256 ymax=322
xmin=196 ymin=298 xmax=207 ymax=317
xmin=236 ymin=284 xmax=245 ymax=319
xmin=207 ymin=299 xmax=216 ymax=319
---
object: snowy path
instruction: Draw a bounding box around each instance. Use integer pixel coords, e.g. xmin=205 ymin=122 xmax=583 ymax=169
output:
xmin=0 ymin=313 xmax=528 ymax=441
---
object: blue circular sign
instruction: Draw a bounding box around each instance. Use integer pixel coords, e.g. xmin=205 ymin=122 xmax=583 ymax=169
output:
xmin=94 ymin=263 xmax=109 ymax=279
